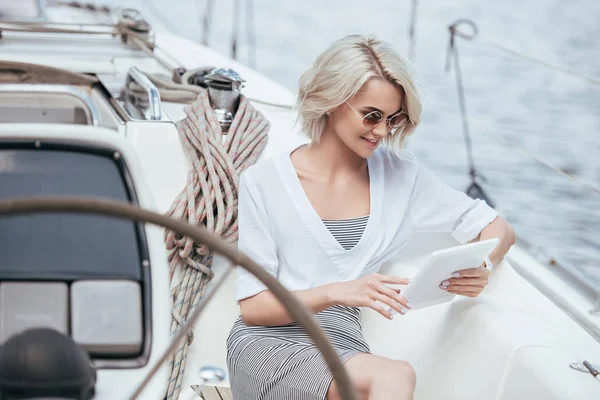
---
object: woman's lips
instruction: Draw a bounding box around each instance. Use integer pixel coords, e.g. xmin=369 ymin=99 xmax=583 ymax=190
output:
xmin=362 ymin=137 xmax=379 ymax=148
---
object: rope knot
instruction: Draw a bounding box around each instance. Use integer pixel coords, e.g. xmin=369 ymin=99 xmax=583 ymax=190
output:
xmin=163 ymin=87 xmax=269 ymax=400
xmin=184 ymin=256 xmax=215 ymax=281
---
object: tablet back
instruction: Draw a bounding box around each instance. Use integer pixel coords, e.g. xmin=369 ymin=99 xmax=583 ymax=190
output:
xmin=397 ymin=238 xmax=499 ymax=311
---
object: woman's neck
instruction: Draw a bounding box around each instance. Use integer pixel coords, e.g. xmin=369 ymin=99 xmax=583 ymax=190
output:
xmin=301 ymin=129 xmax=367 ymax=180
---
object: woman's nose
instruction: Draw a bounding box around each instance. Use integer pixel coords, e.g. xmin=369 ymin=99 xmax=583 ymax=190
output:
xmin=372 ymin=121 xmax=390 ymax=138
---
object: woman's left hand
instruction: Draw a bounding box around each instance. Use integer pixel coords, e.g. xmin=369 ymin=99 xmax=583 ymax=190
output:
xmin=439 ymin=264 xmax=489 ymax=298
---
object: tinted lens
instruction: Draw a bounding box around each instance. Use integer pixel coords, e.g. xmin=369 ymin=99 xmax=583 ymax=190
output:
xmin=389 ymin=112 xmax=409 ymax=128
xmin=362 ymin=111 xmax=383 ymax=128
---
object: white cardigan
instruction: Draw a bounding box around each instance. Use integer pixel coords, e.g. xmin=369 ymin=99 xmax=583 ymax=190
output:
xmin=234 ymin=146 xmax=498 ymax=302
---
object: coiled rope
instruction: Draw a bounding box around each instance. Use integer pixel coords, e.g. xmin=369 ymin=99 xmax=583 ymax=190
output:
xmin=163 ymin=89 xmax=269 ymax=399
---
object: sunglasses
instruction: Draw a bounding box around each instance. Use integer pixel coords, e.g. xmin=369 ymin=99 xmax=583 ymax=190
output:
xmin=345 ymin=102 xmax=410 ymax=134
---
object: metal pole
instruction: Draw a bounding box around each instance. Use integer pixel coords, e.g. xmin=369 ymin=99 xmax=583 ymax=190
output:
xmin=408 ymin=0 xmax=418 ymax=61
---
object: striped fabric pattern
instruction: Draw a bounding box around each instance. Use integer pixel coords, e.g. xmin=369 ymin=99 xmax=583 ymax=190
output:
xmin=226 ymin=217 xmax=371 ymax=399
xmin=322 ymin=215 xmax=369 ymax=250
xmin=226 ymin=305 xmax=370 ymax=399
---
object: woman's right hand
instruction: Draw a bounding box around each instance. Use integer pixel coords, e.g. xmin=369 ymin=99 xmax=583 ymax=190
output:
xmin=328 ymin=273 xmax=411 ymax=319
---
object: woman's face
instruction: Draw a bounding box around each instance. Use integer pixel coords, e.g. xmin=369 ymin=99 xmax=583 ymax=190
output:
xmin=328 ymin=78 xmax=404 ymax=159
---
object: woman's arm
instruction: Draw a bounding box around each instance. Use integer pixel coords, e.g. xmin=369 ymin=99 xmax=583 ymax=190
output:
xmin=240 ymin=285 xmax=336 ymax=326
xmin=440 ymin=216 xmax=516 ymax=297
xmin=474 ymin=215 xmax=516 ymax=267
xmin=404 ymin=159 xmax=516 ymax=297
xmin=240 ymin=274 xmax=411 ymax=326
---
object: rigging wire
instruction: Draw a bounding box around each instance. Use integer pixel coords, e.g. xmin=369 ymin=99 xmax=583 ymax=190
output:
xmin=231 ymin=0 xmax=241 ymax=60
xmin=444 ymin=19 xmax=496 ymax=206
xmin=444 ymin=19 xmax=600 ymax=197
xmin=430 ymin=110 xmax=600 ymax=196
xmin=246 ymin=0 xmax=257 ymax=68
xmin=408 ymin=0 xmax=418 ymax=61
xmin=479 ymin=36 xmax=600 ymax=87
xmin=199 ymin=0 xmax=214 ymax=46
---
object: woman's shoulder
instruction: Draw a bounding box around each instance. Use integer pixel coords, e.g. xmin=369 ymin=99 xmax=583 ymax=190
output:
xmin=240 ymin=151 xmax=288 ymax=189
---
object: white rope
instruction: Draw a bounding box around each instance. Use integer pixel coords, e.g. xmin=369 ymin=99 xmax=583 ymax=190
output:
xmin=163 ymin=88 xmax=269 ymax=399
xmin=131 ymin=69 xmax=295 ymax=109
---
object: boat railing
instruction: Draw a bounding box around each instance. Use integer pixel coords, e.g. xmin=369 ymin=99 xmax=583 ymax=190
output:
xmin=0 ymin=10 xmax=180 ymax=75
xmin=117 ymin=67 xmax=166 ymax=122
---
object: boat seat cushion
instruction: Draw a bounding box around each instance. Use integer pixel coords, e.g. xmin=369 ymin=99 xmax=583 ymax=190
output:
xmin=71 ymin=280 xmax=143 ymax=356
xmin=0 ymin=281 xmax=69 ymax=343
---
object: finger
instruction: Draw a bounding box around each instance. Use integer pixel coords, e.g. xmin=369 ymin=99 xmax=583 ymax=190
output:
xmin=445 ymin=288 xmax=482 ymax=298
xmin=386 ymin=287 xmax=402 ymax=294
xmin=369 ymin=299 xmax=396 ymax=320
xmin=375 ymin=274 xmax=410 ymax=285
xmin=452 ymin=267 xmax=489 ymax=278
xmin=444 ymin=285 xmax=484 ymax=293
xmin=442 ymin=284 xmax=483 ymax=295
xmin=371 ymin=291 xmax=408 ymax=315
xmin=440 ymin=277 xmax=487 ymax=287
xmin=443 ymin=283 xmax=486 ymax=293
xmin=375 ymin=283 xmax=411 ymax=309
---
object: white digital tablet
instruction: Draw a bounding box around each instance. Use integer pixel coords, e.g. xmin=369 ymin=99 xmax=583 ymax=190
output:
xmin=389 ymin=238 xmax=499 ymax=314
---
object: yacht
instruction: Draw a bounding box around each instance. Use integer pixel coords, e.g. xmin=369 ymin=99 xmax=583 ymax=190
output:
xmin=0 ymin=1 xmax=598 ymax=399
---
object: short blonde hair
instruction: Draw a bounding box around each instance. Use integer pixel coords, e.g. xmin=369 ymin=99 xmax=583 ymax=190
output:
xmin=296 ymin=34 xmax=422 ymax=148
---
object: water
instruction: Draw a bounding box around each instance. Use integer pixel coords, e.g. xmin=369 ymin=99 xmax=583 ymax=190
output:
xmin=113 ymin=0 xmax=600 ymax=287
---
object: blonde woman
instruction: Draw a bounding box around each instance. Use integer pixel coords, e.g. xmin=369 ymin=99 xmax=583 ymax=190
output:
xmin=226 ymin=34 xmax=515 ymax=400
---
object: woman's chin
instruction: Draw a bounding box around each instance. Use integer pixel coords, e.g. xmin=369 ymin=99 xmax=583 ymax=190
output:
xmin=353 ymin=140 xmax=379 ymax=158
xmin=351 ymin=147 xmax=376 ymax=159
xmin=336 ymin=136 xmax=378 ymax=159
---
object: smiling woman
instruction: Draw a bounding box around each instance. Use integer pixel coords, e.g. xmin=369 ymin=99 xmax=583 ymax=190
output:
xmin=226 ymin=34 xmax=513 ymax=400
xmin=296 ymin=35 xmax=421 ymax=153
xmin=324 ymin=78 xmax=409 ymax=158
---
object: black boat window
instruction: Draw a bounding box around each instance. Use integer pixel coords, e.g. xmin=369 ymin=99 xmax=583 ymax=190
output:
xmin=0 ymin=148 xmax=142 ymax=281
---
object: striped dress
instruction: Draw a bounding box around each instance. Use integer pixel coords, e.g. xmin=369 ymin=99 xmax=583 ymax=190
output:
xmin=226 ymin=215 xmax=370 ymax=399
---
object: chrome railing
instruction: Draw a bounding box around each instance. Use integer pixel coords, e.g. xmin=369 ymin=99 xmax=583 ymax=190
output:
xmin=118 ymin=67 xmax=166 ymax=122
xmin=124 ymin=67 xmax=162 ymax=121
